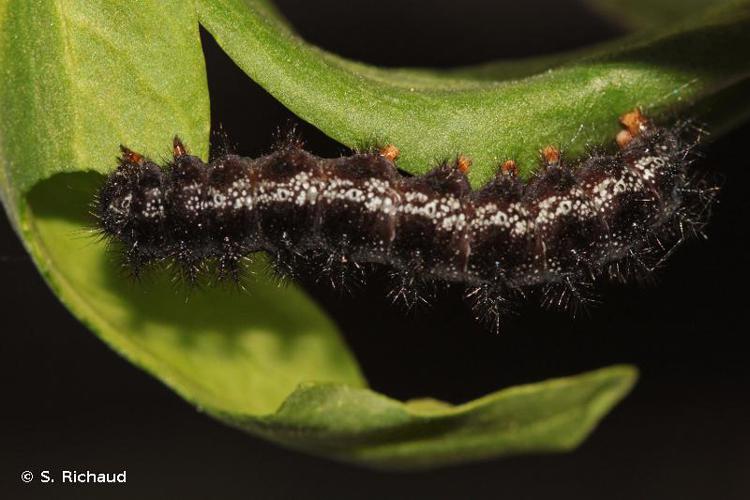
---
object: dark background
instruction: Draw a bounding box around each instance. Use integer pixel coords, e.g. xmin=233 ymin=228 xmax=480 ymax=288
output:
xmin=2 ymin=1 xmax=748 ymax=498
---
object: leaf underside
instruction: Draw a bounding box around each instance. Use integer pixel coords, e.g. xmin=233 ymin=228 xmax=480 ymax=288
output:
xmin=1 ymin=0 xmax=746 ymax=469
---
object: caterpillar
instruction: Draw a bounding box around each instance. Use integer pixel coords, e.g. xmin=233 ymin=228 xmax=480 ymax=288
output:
xmin=95 ymin=110 xmax=716 ymax=331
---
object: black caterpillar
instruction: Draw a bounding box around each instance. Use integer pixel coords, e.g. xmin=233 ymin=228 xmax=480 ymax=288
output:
xmin=95 ymin=110 xmax=716 ymax=331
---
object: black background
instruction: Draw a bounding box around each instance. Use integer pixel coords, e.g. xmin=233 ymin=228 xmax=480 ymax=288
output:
xmin=2 ymin=1 xmax=748 ymax=498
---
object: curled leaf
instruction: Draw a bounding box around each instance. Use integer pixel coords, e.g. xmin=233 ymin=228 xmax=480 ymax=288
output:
xmin=1 ymin=0 xmax=745 ymax=469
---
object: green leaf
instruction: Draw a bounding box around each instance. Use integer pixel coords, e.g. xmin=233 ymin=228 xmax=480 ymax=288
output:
xmin=0 ymin=0 xmax=364 ymax=418
xmin=0 ymin=0 xmax=210 ymax=217
xmin=2 ymin=0 xmax=744 ymax=469
xmin=582 ymin=0 xmax=738 ymax=29
xmin=226 ymin=365 xmax=637 ymax=470
xmin=24 ymin=172 xmax=364 ymax=414
xmin=197 ymin=0 xmax=750 ymax=184
xmin=17 ymin=169 xmax=636 ymax=468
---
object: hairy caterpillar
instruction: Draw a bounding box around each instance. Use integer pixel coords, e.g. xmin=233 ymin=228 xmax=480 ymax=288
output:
xmin=95 ymin=110 xmax=716 ymax=331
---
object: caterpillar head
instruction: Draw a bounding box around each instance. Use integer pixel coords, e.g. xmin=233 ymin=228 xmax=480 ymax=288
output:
xmin=96 ymin=146 xmax=165 ymax=242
